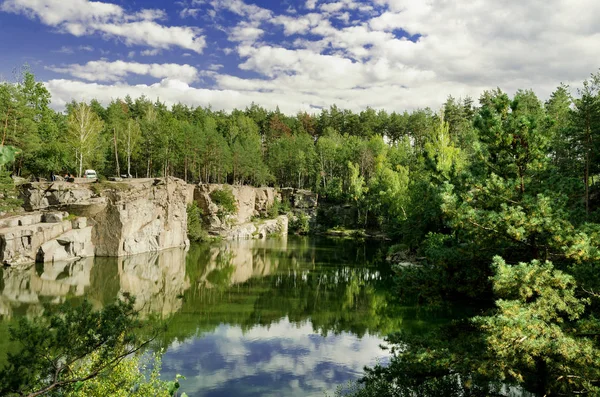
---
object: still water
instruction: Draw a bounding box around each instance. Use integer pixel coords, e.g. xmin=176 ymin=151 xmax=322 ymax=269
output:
xmin=0 ymin=236 xmax=447 ymax=396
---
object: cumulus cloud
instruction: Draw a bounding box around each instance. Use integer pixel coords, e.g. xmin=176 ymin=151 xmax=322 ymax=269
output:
xmin=1 ymin=0 xmax=206 ymax=53
xmin=140 ymin=49 xmax=161 ymax=56
xmin=229 ymin=21 xmax=264 ymax=43
xmin=47 ymin=60 xmax=200 ymax=84
xmin=305 ymin=0 xmax=318 ymax=10
xmin=179 ymin=7 xmax=200 ymax=18
xmin=209 ymin=0 xmax=272 ymax=21
xmin=32 ymin=0 xmax=600 ymax=115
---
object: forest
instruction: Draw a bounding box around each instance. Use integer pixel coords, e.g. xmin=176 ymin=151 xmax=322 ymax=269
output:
xmin=2 ymin=68 xmax=600 ymax=396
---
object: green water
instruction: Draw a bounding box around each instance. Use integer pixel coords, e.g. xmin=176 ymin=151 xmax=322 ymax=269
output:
xmin=0 ymin=236 xmax=460 ymax=396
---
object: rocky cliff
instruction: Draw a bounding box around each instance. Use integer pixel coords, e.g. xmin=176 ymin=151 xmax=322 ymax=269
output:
xmin=3 ymin=179 xmax=318 ymax=266
xmin=9 ymin=178 xmax=189 ymax=264
xmin=192 ymin=183 xmax=287 ymax=239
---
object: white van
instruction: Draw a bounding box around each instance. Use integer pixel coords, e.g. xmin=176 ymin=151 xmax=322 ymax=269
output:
xmin=84 ymin=169 xmax=97 ymax=179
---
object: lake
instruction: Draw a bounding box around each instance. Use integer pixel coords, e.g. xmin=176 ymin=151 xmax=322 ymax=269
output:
xmin=0 ymin=236 xmax=454 ymax=396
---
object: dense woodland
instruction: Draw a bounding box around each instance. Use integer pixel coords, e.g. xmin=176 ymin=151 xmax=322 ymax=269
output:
xmin=2 ymin=68 xmax=600 ymax=395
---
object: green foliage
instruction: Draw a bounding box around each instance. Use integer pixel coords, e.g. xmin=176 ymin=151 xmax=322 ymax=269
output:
xmin=473 ymin=257 xmax=600 ymax=395
xmin=209 ymin=188 xmax=237 ymax=220
xmin=0 ymin=170 xmax=22 ymax=213
xmin=0 ymin=296 xmax=161 ymax=397
xmin=186 ymin=202 xmax=207 ymax=242
xmin=290 ymin=213 xmax=310 ymax=234
xmin=66 ymin=353 xmax=186 ymax=397
xmin=267 ymin=197 xmax=281 ymax=218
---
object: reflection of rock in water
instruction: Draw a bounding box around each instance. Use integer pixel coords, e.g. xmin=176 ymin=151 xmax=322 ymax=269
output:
xmin=0 ymin=257 xmax=94 ymax=319
xmin=118 ymin=248 xmax=190 ymax=318
xmin=195 ymin=237 xmax=289 ymax=288
xmin=0 ymin=247 xmax=191 ymax=319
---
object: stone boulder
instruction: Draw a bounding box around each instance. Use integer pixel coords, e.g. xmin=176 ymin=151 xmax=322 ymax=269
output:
xmin=223 ymin=216 xmax=288 ymax=240
xmin=194 ymin=184 xmax=258 ymax=225
xmin=20 ymin=182 xmax=100 ymax=211
xmin=0 ymin=212 xmax=94 ymax=266
xmin=37 ymin=226 xmax=94 ymax=263
xmin=293 ymin=189 xmax=318 ymax=209
xmin=193 ymin=184 xmax=280 ymax=237
xmin=255 ymin=187 xmax=278 ymax=215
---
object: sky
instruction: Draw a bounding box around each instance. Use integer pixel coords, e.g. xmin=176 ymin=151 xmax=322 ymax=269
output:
xmin=0 ymin=0 xmax=599 ymax=114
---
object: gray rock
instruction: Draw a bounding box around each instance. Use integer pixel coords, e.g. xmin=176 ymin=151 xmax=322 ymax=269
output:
xmin=71 ymin=217 xmax=87 ymax=229
xmin=12 ymin=178 xmax=189 ymax=260
xmin=193 ymin=184 xmax=279 ymax=234
xmin=42 ymin=211 xmax=68 ymax=223
xmin=0 ymin=220 xmax=72 ymax=265
xmin=37 ymin=226 xmax=94 ymax=263
xmin=293 ymin=189 xmax=318 ymax=209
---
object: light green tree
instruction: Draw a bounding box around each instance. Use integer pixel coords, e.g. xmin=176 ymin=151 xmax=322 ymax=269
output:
xmin=67 ymin=102 xmax=104 ymax=177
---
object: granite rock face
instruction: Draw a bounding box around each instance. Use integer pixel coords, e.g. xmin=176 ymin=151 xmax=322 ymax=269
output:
xmin=0 ymin=211 xmax=94 ymax=266
xmin=89 ymin=178 xmax=189 ymax=257
xmin=225 ymin=216 xmax=289 ymax=240
xmin=193 ymin=184 xmax=282 ymax=239
xmin=19 ymin=182 xmax=100 ymax=211
xmin=16 ymin=178 xmax=189 ymax=260
xmin=194 ymin=184 xmax=274 ymax=225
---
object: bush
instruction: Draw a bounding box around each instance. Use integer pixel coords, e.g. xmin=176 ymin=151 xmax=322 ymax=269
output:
xmin=187 ymin=202 xmax=208 ymax=242
xmin=280 ymin=197 xmax=291 ymax=213
xmin=267 ymin=198 xmax=282 ymax=218
xmin=0 ymin=296 xmax=163 ymax=397
xmin=67 ymin=352 xmax=187 ymax=397
xmin=290 ymin=213 xmax=310 ymax=234
xmin=0 ymin=170 xmax=22 ymax=213
xmin=209 ymin=188 xmax=237 ymax=220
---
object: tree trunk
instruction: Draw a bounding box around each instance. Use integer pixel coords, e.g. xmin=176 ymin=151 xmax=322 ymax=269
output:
xmin=113 ymin=128 xmax=120 ymax=177
xmin=2 ymin=109 xmax=10 ymax=146
xmin=127 ymin=123 xmax=131 ymax=177
xmin=184 ymin=156 xmax=188 ymax=182
xmin=585 ymin=115 xmax=591 ymax=215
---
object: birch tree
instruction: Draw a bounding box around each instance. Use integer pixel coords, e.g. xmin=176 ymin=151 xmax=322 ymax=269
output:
xmin=67 ymin=102 xmax=103 ymax=177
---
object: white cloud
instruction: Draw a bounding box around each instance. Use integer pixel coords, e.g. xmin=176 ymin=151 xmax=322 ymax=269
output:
xmin=319 ymin=0 xmax=373 ymax=14
xmin=160 ymin=318 xmax=390 ymax=397
xmin=54 ymin=46 xmax=74 ymax=54
xmin=208 ymin=64 xmax=224 ymax=71
xmin=229 ymin=21 xmax=264 ymax=43
xmin=47 ymin=60 xmax=200 ymax=84
xmin=1 ymin=0 xmax=206 ymax=53
xmin=209 ymin=0 xmax=272 ymax=21
xmin=140 ymin=49 xmax=161 ymax=56
xmin=35 ymin=0 xmax=600 ymax=117
xmin=127 ymin=51 xmax=135 ymax=58
xmin=271 ymin=13 xmax=324 ymax=36
xmin=179 ymin=7 xmax=200 ymax=18
xmin=305 ymin=0 xmax=318 ymax=10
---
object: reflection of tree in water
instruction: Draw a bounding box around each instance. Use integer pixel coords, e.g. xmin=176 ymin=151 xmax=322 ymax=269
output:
xmin=160 ymin=237 xmax=406 ymax=348
xmin=249 ymin=266 xmax=396 ymax=337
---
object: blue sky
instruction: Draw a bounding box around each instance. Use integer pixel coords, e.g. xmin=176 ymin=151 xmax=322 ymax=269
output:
xmin=1 ymin=0 xmax=599 ymax=113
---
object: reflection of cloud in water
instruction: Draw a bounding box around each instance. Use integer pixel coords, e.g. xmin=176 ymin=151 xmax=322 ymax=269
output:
xmin=161 ymin=317 xmax=389 ymax=397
